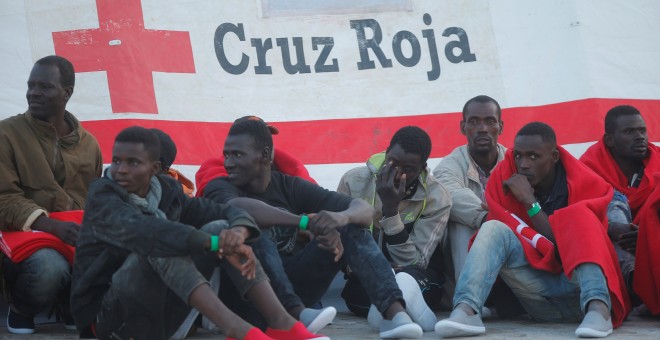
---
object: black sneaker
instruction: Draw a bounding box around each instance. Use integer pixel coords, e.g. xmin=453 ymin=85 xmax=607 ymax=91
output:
xmin=7 ymin=307 xmax=35 ymax=334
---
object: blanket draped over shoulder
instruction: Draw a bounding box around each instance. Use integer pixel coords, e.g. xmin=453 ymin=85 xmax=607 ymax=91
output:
xmin=485 ymin=147 xmax=630 ymax=327
xmin=581 ymin=140 xmax=660 ymax=314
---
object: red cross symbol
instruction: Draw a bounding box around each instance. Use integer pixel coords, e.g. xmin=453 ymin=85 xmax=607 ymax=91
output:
xmin=52 ymin=0 xmax=195 ymax=114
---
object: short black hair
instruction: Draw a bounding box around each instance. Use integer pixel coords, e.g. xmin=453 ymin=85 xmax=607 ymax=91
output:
xmin=115 ymin=126 xmax=161 ymax=162
xmin=516 ymin=122 xmax=557 ymax=146
xmin=35 ymin=55 xmax=75 ymax=88
xmin=605 ymin=105 xmax=641 ymax=134
xmin=150 ymin=129 xmax=177 ymax=170
xmin=462 ymin=95 xmax=501 ymax=120
xmin=228 ymin=118 xmax=273 ymax=151
xmin=387 ymin=126 xmax=432 ymax=163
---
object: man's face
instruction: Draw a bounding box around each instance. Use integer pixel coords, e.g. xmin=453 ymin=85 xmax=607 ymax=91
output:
xmin=223 ymin=134 xmax=269 ymax=189
xmin=605 ymin=114 xmax=648 ymax=162
xmin=26 ymin=64 xmax=71 ymax=120
xmin=461 ymin=101 xmax=503 ymax=154
xmin=513 ymin=135 xmax=558 ymax=188
xmin=110 ymin=142 xmax=160 ymax=198
xmin=385 ymin=144 xmax=425 ymax=188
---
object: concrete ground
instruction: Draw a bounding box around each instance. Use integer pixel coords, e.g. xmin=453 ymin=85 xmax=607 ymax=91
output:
xmin=1 ymin=274 xmax=658 ymax=339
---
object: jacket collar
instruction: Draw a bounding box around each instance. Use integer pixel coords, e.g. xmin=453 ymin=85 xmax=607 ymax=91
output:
xmin=25 ymin=110 xmax=81 ymax=149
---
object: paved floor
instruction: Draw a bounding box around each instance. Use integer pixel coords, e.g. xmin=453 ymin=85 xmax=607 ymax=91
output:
xmin=1 ymin=273 xmax=658 ymax=339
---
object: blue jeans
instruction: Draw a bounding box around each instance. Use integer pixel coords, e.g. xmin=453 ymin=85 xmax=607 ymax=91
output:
xmin=3 ymin=248 xmax=70 ymax=317
xmin=454 ymin=221 xmax=611 ymax=322
xmin=607 ymin=190 xmax=636 ymax=297
xmin=253 ymin=224 xmax=403 ymax=315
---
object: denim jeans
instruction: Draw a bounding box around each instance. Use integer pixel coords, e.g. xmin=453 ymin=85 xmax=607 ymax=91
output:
xmin=454 ymin=220 xmax=611 ymax=322
xmin=252 ymin=224 xmax=403 ymax=316
xmin=95 ymin=221 xmax=267 ymax=339
xmin=607 ymin=190 xmax=636 ymax=298
xmin=3 ymin=248 xmax=70 ymax=317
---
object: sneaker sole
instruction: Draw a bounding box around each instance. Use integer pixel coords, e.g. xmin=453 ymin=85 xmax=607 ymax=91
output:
xmin=575 ymin=327 xmax=613 ymax=338
xmin=7 ymin=324 xmax=35 ymax=335
xmin=435 ymin=319 xmax=485 ymax=338
xmin=380 ymin=323 xmax=423 ymax=339
xmin=306 ymin=307 xmax=337 ymax=334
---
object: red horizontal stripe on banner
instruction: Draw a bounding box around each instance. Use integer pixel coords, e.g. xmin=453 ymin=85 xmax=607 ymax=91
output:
xmin=82 ymin=98 xmax=660 ymax=165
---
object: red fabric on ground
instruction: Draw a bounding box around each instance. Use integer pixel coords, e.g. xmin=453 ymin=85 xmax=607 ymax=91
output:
xmin=485 ymin=147 xmax=630 ymax=327
xmin=0 ymin=210 xmax=81 ymax=263
xmin=633 ymin=173 xmax=660 ymax=314
xmin=195 ymin=148 xmax=316 ymax=197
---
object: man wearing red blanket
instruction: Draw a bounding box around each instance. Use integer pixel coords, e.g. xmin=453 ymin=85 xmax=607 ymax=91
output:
xmin=435 ymin=122 xmax=630 ymax=338
xmin=581 ymin=105 xmax=660 ymax=315
xmin=0 ymin=56 xmax=102 ymax=334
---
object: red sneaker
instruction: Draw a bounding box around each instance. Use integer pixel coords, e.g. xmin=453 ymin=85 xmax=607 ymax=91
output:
xmin=226 ymin=327 xmax=275 ymax=340
xmin=265 ymin=321 xmax=330 ymax=340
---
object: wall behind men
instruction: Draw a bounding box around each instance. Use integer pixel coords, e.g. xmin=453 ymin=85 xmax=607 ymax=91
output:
xmin=0 ymin=0 xmax=658 ymax=190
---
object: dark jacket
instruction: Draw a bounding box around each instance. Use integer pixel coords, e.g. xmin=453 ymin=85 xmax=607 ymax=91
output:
xmin=70 ymin=174 xmax=259 ymax=330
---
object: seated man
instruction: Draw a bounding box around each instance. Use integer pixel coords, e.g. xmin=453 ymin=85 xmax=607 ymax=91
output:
xmin=435 ymin=122 xmax=630 ymax=338
xmin=71 ymin=126 xmax=326 ymax=340
xmin=0 ymin=55 xmax=102 ymax=334
xmin=195 ymin=115 xmax=316 ymax=197
xmin=580 ymin=105 xmax=660 ymax=314
xmin=337 ymin=126 xmax=450 ymax=330
xmin=203 ymin=118 xmax=424 ymax=339
xmin=432 ymin=95 xmax=505 ymax=285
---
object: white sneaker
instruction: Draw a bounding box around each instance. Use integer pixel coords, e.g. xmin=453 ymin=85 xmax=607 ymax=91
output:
xmin=367 ymin=304 xmax=382 ymax=328
xmin=396 ymin=272 xmax=437 ymax=331
xmin=575 ymin=311 xmax=613 ymax=338
xmin=300 ymin=306 xmax=337 ymax=333
xmin=380 ymin=312 xmax=423 ymax=339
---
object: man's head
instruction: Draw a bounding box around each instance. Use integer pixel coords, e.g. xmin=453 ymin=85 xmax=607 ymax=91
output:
xmin=461 ymin=95 xmax=503 ymax=155
xmin=150 ymin=128 xmax=177 ymax=173
xmin=223 ymin=118 xmax=274 ymax=190
xmin=27 ymin=55 xmax=75 ymax=121
xmin=110 ymin=126 xmax=162 ymax=197
xmin=604 ymin=105 xmax=648 ymax=162
xmin=513 ymin=122 xmax=559 ymax=189
xmin=385 ymin=126 xmax=431 ymax=187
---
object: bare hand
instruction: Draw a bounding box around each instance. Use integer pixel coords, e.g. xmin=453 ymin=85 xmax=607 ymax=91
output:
xmin=315 ymin=229 xmax=344 ymax=262
xmin=608 ymin=222 xmax=638 ymax=254
xmin=502 ymin=174 xmax=536 ymax=206
xmin=223 ymin=244 xmax=257 ymax=279
xmin=376 ymin=161 xmax=406 ymax=217
xmin=218 ymin=227 xmax=248 ymax=257
xmin=51 ymin=221 xmax=81 ymax=246
xmin=308 ymin=211 xmax=348 ymax=236
xmin=32 ymin=216 xmax=80 ymax=246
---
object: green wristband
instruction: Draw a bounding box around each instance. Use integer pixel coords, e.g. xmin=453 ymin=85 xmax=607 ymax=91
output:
xmin=210 ymin=235 xmax=219 ymax=252
xmin=299 ymin=214 xmax=309 ymax=231
xmin=527 ymin=202 xmax=542 ymax=217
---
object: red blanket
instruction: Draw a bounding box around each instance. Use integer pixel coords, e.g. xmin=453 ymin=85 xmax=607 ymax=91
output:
xmin=0 ymin=210 xmax=81 ymax=264
xmin=581 ymin=139 xmax=660 ymax=314
xmin=580 ymin=139 xmax=660 ymax=215
xmin=486 ymin=147 xmax=630 ymax=327
xmin=633 ymin=173 xmax=660 ymax=314
xmin=195 ymin=147 xmax=316 ymax=197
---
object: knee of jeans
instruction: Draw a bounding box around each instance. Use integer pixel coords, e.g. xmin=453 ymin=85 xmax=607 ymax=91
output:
xmin=200 ymin=220 xmax=229 ymax=234
xmin=479 ymin=220 xmax=513 ymax=239
xmin=26 ymin=249 xmax=70 ymax=284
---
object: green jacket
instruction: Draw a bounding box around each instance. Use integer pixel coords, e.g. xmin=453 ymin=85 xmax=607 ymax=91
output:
xmin=337 ymin=152 xmax=451 ymax=268
xmin=0 ymin=111 xmax=102 ymax=231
